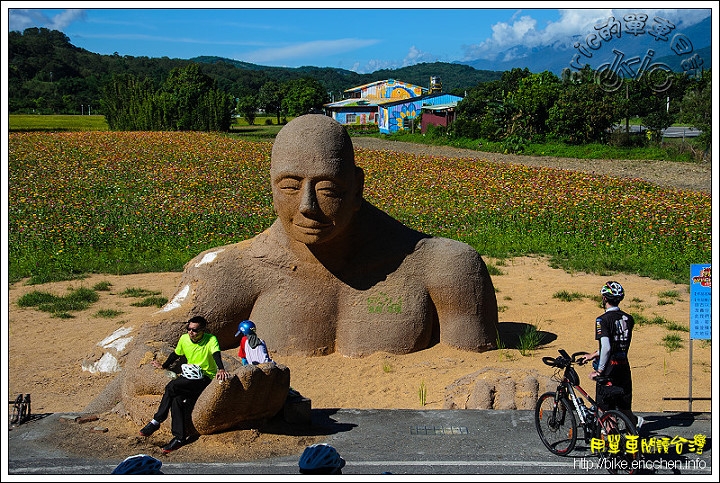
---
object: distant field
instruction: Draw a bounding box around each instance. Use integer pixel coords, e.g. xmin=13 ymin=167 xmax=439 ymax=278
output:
xmin=9 ymin=114 xmax=109 ymax=131
xmin=8 ymin=114 xmax=285 ymax=139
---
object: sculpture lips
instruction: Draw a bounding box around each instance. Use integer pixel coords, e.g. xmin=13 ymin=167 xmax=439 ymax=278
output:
xmin=294 ymin=222 xmax=330 ymax=234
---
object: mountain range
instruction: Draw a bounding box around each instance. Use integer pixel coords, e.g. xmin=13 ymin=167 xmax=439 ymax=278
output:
xmin=455 ymin=15 xmax=711 ymax=75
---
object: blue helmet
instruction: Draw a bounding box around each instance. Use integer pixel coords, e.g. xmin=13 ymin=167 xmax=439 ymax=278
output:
xmin=111 ymin=454 xmax=163 ymax=475
xmin=235 ymin=320 xmax=256 ymax=337
xmin=298 ymin=443 xmax=345 ymax=474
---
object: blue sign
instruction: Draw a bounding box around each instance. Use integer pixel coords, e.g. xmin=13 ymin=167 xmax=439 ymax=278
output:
xmin=689 ymin=264 xmax=711 ymax=340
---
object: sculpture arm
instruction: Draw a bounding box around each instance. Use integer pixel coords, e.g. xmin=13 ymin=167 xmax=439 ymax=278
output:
xmin=422 ymin=238 xmax=499 ymax=352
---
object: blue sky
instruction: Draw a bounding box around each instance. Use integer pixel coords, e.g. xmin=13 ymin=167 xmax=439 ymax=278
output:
xmin=3 ymin=3 xmax=716 ymax=74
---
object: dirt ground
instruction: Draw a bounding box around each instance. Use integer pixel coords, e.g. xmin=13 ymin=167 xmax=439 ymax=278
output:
xmin=5 ymin=141 xmax=713 ymax=466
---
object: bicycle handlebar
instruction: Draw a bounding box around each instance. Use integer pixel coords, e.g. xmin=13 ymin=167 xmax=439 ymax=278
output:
xmin=542 ymin=349 xmax=590 ymax=368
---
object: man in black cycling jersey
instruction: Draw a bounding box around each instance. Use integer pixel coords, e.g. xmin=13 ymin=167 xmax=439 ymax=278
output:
xmin=581 ymin=281 xmax=642 ymax=428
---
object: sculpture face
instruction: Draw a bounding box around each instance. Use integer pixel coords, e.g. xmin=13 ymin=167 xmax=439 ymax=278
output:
xmin=270 ymin=115 xmax=363 ymax=246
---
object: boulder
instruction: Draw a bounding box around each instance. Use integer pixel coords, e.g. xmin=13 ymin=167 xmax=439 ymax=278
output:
xmin=192 ymin=362 xmax=290 ymax=434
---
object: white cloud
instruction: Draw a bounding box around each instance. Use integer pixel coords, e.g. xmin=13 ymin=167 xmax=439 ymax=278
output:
xmin=355 ymin=45 xmax=441 ymax=74
xmin=49 ymin=8 xmax=86 ymax=30
xmin=8 ymin=8 xmax=85 ymax=32
xmin=461 ymin=8 xmax=710 ymax=61
xmin=240 ymin=38 xmax=381 ymax=64
xmin=402 ymin=45 xmax=439 ymax=66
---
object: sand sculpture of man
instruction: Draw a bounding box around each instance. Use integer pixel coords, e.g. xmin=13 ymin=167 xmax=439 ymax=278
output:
xmin=147 ymin=114 xmax=499 ymax=357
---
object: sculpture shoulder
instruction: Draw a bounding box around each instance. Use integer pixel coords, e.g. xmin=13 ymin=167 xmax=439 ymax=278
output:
xmin=414 ymin=236 xmax=490 ymax=285
xmin=184 ymin=237 xmax=256 ymax=271
xmin=416 ymin=236 xmax=484 ymax=265
xmin=181 ymin=228 xmax=280 ymax=278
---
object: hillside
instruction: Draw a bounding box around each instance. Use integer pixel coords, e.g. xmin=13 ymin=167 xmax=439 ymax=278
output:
xmin=7 ymin=28 xmax=502 ymax=115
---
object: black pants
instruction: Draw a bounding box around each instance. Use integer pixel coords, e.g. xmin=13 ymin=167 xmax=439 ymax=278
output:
xmin=153 ymin=375 xmax=211 ymax=439
xmin=596 ymin=360 xmax=636 ymax=424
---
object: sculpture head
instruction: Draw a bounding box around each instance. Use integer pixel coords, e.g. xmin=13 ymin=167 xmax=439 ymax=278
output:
xmin=270 ymin=114 xmax=364 ymax=246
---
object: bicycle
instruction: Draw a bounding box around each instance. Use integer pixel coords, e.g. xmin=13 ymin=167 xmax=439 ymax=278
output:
xmin=9 ymin=393 xmax=31 ymax=426
xmin=534 ymin=349 xmax=639 ymax=474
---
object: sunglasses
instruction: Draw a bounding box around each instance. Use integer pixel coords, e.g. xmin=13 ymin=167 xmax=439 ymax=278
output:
xmin=187 ymin=326 xmax=203 ymax=333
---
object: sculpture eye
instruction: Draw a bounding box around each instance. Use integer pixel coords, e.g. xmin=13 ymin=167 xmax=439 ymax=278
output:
xmin=315 ymin=181 xmax=343 ymax=199
xmin=276 ymin=177 xmax=301 ymax=193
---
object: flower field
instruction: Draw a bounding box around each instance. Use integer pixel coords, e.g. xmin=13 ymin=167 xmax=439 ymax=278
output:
xmin=8 ymin=131 xmax=711 ymax=285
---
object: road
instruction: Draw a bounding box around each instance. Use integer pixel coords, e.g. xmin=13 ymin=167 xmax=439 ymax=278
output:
xmin=5 ymin=409 xmax=714 ymax=477
xmin=623 ymin=125 xmax=702 ymax=138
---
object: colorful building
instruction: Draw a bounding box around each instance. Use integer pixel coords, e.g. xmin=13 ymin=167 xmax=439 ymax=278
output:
xmin=324 ymin=78 xmax=463 ymax=134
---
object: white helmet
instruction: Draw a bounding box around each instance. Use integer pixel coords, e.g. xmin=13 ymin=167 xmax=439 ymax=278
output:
xmin=181 ymin=364 xmax=204 ymax=380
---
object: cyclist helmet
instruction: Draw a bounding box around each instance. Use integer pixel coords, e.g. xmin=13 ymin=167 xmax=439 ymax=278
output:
xmin=235 ymin=319 xmax=256 ymax=337
xmin=111 ymin=454 xmax=163 ymax=474
xmin=298 ymin=443 xmax=346 ymax=474
xmin=181 ymin=363 xmax=204 ymax=380
xmin=600 ymin=281 xmax=625 ymax=303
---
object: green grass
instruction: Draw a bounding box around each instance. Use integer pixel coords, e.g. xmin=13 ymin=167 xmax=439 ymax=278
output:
xmin=130 ymin=296 xmax=168 ymax=308
xmin=8 ymin=131 xmax=710 ymax=287
xmin=662 ymin=333 xmax=683 ymax=352
xmin=9 ymin=114 xmax=108 ymax=132
xmin=665 ymin=322 xmax=689 ymax=332
xmin=229 ymin=115 xmax=288 ymax=141
xmin=517 ymin=324 xmax=542 ymax=356
xmin=485 ymin=263 xmax=504 ymax=276
xmin=93 ymin=281 xmax=113 ymax=291
xmin=120 ymin=288 xmax=161 ymax=298
xmin=552 ymin=290 xmax=587 ymax=302
xmin=383 ymin=130 xmax=702 ymax=163
xmin=632 ymin=313 xmax=670 ymax=327
xmin=17 ymin=286 xmax=100 ymax=318
xmin=94 ymin=309 xmax=123 ymax=318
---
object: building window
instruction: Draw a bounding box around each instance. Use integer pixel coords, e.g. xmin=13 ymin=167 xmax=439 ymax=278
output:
xmin=345 ymin=113 xmax=356 ymax=124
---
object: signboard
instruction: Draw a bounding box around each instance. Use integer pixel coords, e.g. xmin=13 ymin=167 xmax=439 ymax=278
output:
xmin=689 ymin=264 xmax=711 ymax=340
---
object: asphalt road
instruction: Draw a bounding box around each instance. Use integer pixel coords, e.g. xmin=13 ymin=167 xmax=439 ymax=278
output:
xmin=624 ymin=125 xmax=702 ymax=138
xmin=5 ymin=409 xmax=714 ymax=477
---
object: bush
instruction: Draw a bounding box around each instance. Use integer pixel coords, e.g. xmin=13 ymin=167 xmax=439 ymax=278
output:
xmin=424 ymin=124 xmax=447 ymax=138
xmin=608 ymin=129 xmax=648 ymax=148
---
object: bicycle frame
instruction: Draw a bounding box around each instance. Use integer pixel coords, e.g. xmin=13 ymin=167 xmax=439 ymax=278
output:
xmin=535 ymin=349 xmax=639 ymax=474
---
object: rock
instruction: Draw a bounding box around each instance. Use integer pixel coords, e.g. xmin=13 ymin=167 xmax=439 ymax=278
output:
xmin=192 ymin=363 xmax=291 ymax=435
xmin=444 ymin=367 xmax=554 ymax=410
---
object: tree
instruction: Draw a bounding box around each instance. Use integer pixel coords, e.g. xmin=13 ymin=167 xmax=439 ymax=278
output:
xmin=100 ymin=64 xmax=233 ymax=131
xmin=679 ymin=69 xmax=712 ymax=155
xmin=452 ymin=79 xmax=506 ymax=139
xmin=101 ymin=73 xmax=157 ymax=130
xmin=509 ymin=70 xmax=561 ymax=137
xmin=548 ymin=81 xmax=621 ymax=144
xmin=258 ymin=81 xmax=283 ymax=124
xmin=161 ymin=63 xmax=218 ymax=130
xmin=280 ymin=78 xmax=329 ymax=117
xmin=237 ymin=95 xmax=258 ymax=125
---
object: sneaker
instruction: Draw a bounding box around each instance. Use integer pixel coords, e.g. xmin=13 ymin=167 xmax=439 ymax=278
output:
xmin=162 ymin=437 xmax=185 ymax=454
xmin=636 ymin=416 xmax=645 ymax=429
xmin=139 ymin=421 xmax=159 ymax=437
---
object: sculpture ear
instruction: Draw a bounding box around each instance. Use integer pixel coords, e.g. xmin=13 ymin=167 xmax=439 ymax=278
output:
xmin=354 ymin=166 xmax=365 ymax=196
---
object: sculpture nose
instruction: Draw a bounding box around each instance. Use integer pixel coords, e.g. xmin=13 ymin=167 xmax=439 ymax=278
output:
xmin=299 ymin=183 xmax=320 ymax=214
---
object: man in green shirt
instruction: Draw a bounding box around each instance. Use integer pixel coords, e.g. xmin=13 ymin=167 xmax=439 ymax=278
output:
xmin=138 ymin=315 xmax=230 ymax=453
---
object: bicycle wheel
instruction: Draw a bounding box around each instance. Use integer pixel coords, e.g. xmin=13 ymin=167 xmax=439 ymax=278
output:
xmin=597 ymin=409 xmax=639 ymax=475
xmin=535 ymin=391 xmax=578 ymax=455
